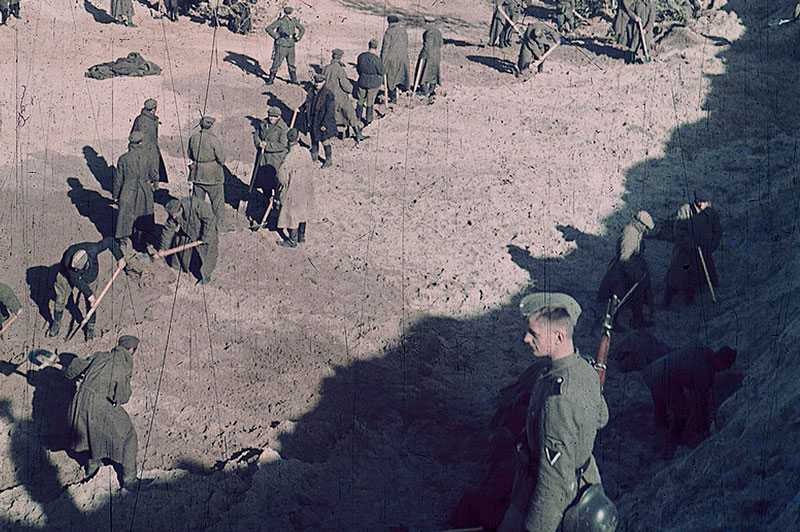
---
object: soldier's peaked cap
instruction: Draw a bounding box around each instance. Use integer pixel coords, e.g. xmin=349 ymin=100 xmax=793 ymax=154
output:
xmin=332 ymin=48 xmax=344 ymax=58
xmin=71 ymin=250 xmax=89 ymax=269
xmin=118 ymin=335 xmax=140 ymax=352
xmin=143 ymin=98 xmax=157 ymax=110
xmin=519 ymin=292 xmax=582 ymax=326
xmin=283 ymin=6 xmax=294 ymax=14
xmin=200 ymin=116 xmax=215 ymax=128
xmin=267 ymin=107 xmax=281 ymax=117
xmin=387 ymin=15 xmax=399 ymax=23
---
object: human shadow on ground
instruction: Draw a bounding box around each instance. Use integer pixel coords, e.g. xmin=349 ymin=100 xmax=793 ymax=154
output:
xmin=83 ymin=0 xmax=116 ymax=24
xmin=224 ymin=51 xmax=268 ymax=82
xmin=83 ymin=145 xmax=114 ymax=194
xmin=466 ymin=54 xmax=517 ymax=74
xmin=25 ymin=265 xmax=58 ymax=324
xmin=66 ymin=177 xmax=116 ymax=238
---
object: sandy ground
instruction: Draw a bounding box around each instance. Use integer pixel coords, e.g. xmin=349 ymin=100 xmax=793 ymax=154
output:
xmin=0 ymin=0 xmax=799 ymax=530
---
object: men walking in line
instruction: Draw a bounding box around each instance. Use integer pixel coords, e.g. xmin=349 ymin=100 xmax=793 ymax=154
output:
xmin=275 ymin=129 xmax=316 ymax=248
xmin=114 ymin=131 xmax=158 ymax=249
xmin=499 ymin=292 xmax=611 ymax=532
xmin=0 ymin=0 xmax=20 ymax=24
xmin=415 ymin=16 xmax=443 ymax=102
xmin=356 ymin=39 xmax=385 ymax=127
xmin=159 ymin=197 xmax=218 ymax=284
xmin=131 ymin=98 xmax=168 ymax=184
xmin=613 ymin=0 xmax=655 ymax=63
xmin=265 ymin=5 xmax=305 ymax=85
xmin=65 ymin=335 xmax=149 ymax=490
xmin=597 ymin=210 xmax=655 ymax=329
xmin=111 ymin=0 xmax=135 ymax=27
xmin=188 ymin=115 xmax=227 ymax=229
xmin=664 ymin=190 xmax=722 ymax=307
xmin=0 ymin=282 xmax=21 ymax=331
xmin=381 ymin=15 xmax=410 ymax=104
xmin=643 ymin=344 xmax=736 ymax=455
xmin=252 ymin=106 xmax=289 ymax=219
xmin=323 ymin=49 xmax=368 ymax=142
xmin=47 ymin=238 xmax=126 ymax=341
xmin=304 ymin=73 xmax=337 ymax=169
xmin=516 ymin=22 xmax=559 ymax=78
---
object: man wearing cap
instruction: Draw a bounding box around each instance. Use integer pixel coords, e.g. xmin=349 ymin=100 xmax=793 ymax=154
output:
xmin=131 ymin=98 xmax=168 ymax=184
xmin=251 ymin=106 xmax=289 ymax=221
xmin=642 ymin=344 xmax=736 ymax=455
xmin=0 ymin=282 xmax=21 ymax=331
xmin=159 ymin=197 xmax=218 ymax=284
xmin=47 ymin=238 xmax=126 ymax=340
xmin=516 ymin=22 xmax=559 ymax=78
xmin=304 ymin=73 xmax=337 ymax=169
xmin=356 ymin=39 xmax=385 ymax=127
xmin=323 ymin=49 xmax=368 ymax=143
xmin=664 ymin=190 xmax=722 ymax=307
xmin=381 ymin=15 xmax=410 ymax=104
xmin=188 ymin=116 xmax=227 ymax=228
xmin=415 ymin=17 xmax=443 ymax=101
xmin=64 ymin=335 xmax=149 ymax=490
xmin=275 ymin=128 xmax=316 ymax=247
xmin=597 ymin=210 xmax=655 ymax=329
xmin=265 ymin=5 xmax=305 ymax=85
xmin=499 ymin=292 xmax=609 ymax=532
xmin=113 ymin=131 xmax=158 ymax=249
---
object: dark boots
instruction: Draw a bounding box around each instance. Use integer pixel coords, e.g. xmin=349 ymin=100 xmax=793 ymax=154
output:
xmin=321 ymin=145 xmax=333 ymax=169
xmin=388 ymin=88 xmax=397 ymax=104
xmin=297 ymin=223 xmax=306 ymax=244
xmin=310 ymin=146 xmax=319 ymax=163
xmin=265 ymin=72 xmax=276 ymax=85
xmin=365 ymin=106 xmax=374 ymax=126
xmin=353 ymin=127 xmax=368 ymax=143
xmin=0 ymin=8 xmax=8 ymax=24
xmin=289 ymin=69 xmax=298 ymax=85
xmin=84 ymin=317 xmax=96 ymax=341
xmin=279 ymin=228 xmax=298 ymax=248
xmin=47 ymin=311 xmax=63 ymax=337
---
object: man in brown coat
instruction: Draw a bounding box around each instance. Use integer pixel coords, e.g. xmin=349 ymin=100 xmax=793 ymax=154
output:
xmin=381 ymin=15 xmax=410 ymax=103
xmin=323 ymin=49 xmax=367 ymax=142
xmin=275 ymin=129 xmax=316 ymax=248
xmin=664 ymin=190 xmax=722 ymax=307
xmin=113 ymin=131 xmax=158 ymax=248
xmin=130 ymin=98 xmax=168 ymax=184
xmin=159 ymin=197 xmax=219 ymax=284
xmin=65 ymin=335 xmax=148 ymax=490
xmin=304 ymin=73 xmax=337 ymax=169
xmin=188 ymin=116 xmax=227 ymax=228
xmin=415 ymin=16 xmax=443 ymax=101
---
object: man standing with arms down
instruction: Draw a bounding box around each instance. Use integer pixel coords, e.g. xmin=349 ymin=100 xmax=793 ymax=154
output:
xmin=356 ymin=39 xmax=385 ymax=127
xmin=265 ymin=5 xmax=305 ymax=85
xmin=324 ymin=49 xmax=368 ymax=143
xmin=114 ymin=131 xmax=158 ymax=249
xmin=188 ymin=116 xmax=227 ymax=230
xmin=381 ymin=15 xmax=410 ymax=104
xmin=304 ymin=73 xmax=337 ymax=169
xmin=415 ymin=16 xmax=443 ymax=102
xmin=130 ymin=98 xmax=168 ymax=184
xmin=499 ymin=292 xmax=612 ymax=532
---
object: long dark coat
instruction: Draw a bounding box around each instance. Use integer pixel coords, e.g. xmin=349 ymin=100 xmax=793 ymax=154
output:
xmin=667 ymin=204 xmax=721 ymax=292
xmin=597 ymin=220 xmax=653 ymax=308
xmin=187 ymin=129 xmax=225 ymax=185
xmin=614 ymin=0 xmax=655 ymax=53
xmin=381 ymin=22 xmax=410 ymax=91
xmin=131 ymin=110 xmax=168 ymax=183
xmin=277 ymin=145 xmax=316 ymax=229
xmin=113 ymin=143 xmax=157 ymax=239
xmin=304 ymin=85 xmax=337 ymax=143
xmin=323 ymin=60 xmax=356 ymax=125
xmin=416 ymin=24 xmax=443 ymax=86
xmin=160 ymin=196 xmax=219 ymax=279
xmin=65 ymin=346 xmax=137 ymax=468
xmin=111 ymin=0 xmax=133 ymax=19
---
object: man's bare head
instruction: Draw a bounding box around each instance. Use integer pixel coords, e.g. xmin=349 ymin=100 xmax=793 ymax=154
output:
xmin=524 ymin=307 xmax=574 ymax=359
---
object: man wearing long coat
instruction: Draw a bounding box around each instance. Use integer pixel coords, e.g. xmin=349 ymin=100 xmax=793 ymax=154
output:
xmin=323 ymin=49 xmax=367 ymax=142
xmin=489 ymin=0 xmax=508 ymax=47
xmin=664 ymin=191 xmax=721 ymax=307
xmin=65 ymin=335 xmax=143 ymax=489
xmin=614 ymin=0 xmax=655 ymax=63
xmin=276 ymin=129 xmax=316 ymax=247
xmin=516 ymin=22 xmax=559 ymax=77
xmin=415 ymin=17 xmax=443 ymax=98
xmin=114 ymin=131 xmax=157 ymax=248
xmin=160 ymin=197 xmax=219 ymax=284
xmin=381 ymin=15 xmax=410 ymax=103
xmin=188 ymin=116 xmax=226 ymax=227
xmin=304 ymin=73 xmax=337 ymax=169
xmin=111 ymin=0 xmax=134 ymax=26
xmin=130 ymin=98 xmax=168 ymax=184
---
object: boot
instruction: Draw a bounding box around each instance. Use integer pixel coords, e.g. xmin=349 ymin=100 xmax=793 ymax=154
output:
xmin=289 ymin=69 xmax=298 ymax=85
xmin=310 ymin=146 xmax=319 ymax=163
xmin=265 ymin=72 xmax=276 ymax=85
xmin=321 ymin=145 xmax=333 ymax=169
xmin=278 ymin=229 xmax=297 ymax=248
xmin=389 ymin=89 xmax=397 ymax=104
xmin=47 ymin=311 xmax=63 ymax=337
xmin=353 ymin=127 xmax=368 ymax=143
xmin=84 ymin=320 xmax=96 ymax=342
xmin=84 ymin=459 xmax=101 ymax=482
xmin=297 ymin=223 xmax=306 ymax=244
xmin=365 ymin=107 xmax=374 ymax=126
xmin=355 ymin=104 xmax=363 ymax=122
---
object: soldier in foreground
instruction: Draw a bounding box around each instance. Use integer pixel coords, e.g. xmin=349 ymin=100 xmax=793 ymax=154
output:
xmin=663 ymin=190 xmax=721 ymax=307
xmin=323 ymin=49 xmax=368 ymax=142
xmin=304 ymin=73 xmax=337 ymax=169
xmin=188 ymin=115 xmax=227 ymax=229
xmin=516 ymin=23 xmax=559 ymax=79
xmin=415 ymin=16 xmax=443 ymax=102
xmin=499 ymin=293 xmax=610 ymax=532
xmin=130 ymin=98 xmax=168 ymax=184
xmin=159 ymin=197 xmax=218 ymax=284
xmin=0 ymin=282 xmax=21 ymax=331
xmin=47 ymin=238 xmax=126 ymax=341
xmin=265 ymin=5 xmax=305 ymax=85
xmin=251 ymin=106 xmax=289 ymax=223
xmin=597 ymin=210 xmax=655 ymax=329
xmin=356 ymin=39 xmax=385 ymax=127
xmin=114 ymin=131 xmax=158 ymax=249
xmin=65 ymin=335 xmax=149 ymax=490
xmin=642 ymin=344 xmax=737 ymax=455
xmin=275 ymin=129 xmax=316 ymax=248
xmin=381 ymin=15 xmax=410 ymax=104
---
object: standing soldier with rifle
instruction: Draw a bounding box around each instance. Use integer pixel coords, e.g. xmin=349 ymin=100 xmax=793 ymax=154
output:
xmin=264 ymin=5 xmax=305 ymax=86
xmin=158 ymin=198 xmax=218 ymax=285
xmin=250 ymin=107 xmax=289 ymax=226
xmin=499 ymin=292 xmax=617 ymax=532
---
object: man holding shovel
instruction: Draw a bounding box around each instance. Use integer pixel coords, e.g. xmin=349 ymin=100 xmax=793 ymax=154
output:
xmin=614 ymin=0 xmax=655 ymax=63
xmin=158 ymin=198 xmax=218 ymax=285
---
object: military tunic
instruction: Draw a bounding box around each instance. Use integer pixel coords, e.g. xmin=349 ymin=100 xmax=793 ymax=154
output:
xmin=276 ymin=145 xmax=316 ymax=230
xmin=253 ymin=118 xmax=289 ymax=191
xmin=416 ymin=24 xmax=443 ymax=88
xmin=188 ymin=128 xmax=226 ymax=224
xmin=130 ymin=109 xmax=168 ymax=183
xmin=65 ymin=345 xmax=138 ymax=475
xmin=0 ymin=282 xmax=21 ymax=325
xmin=323 ymin=59 xmax=360 ymax=128
xmin=502 ymin=353 xmax=608 ymax=532
xmin=381 ymin=22 xmax=411 ymax=92
xmin=160 ymin=197 xmax=218 ymax=280
xmin=666 ymin=204 xmax=721 ymax=297
xmin=265 ymin=13 xmax=305 ymax=78
xmin=113 ymin=142 xmax=157 ymax=241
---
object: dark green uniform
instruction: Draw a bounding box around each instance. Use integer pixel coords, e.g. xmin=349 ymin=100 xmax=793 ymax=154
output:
xmin=265 ymin=12 xmax=305 ymax=83
xmin=188 ymin=127 xmax=226 ymax=225
xmin=253 ymin=118 xmax=289 ymax=185
xmin=161 ymin=197 xmax=218 ymax=282
xmin=501 ymin=353 xmax=609 ymax=532
xmin=0 ymin=282 xmax=21 ymax=326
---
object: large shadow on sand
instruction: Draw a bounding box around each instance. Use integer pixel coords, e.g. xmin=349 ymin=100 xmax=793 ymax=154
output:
xmin=0 ymin=1 xmax=787 ymax=530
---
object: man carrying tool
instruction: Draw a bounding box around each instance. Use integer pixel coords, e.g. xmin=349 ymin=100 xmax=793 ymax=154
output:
xmin=158 ymin=197 xmax=218 ymax=285
xmin=323 ymin=48 xmax=368 ymax=143
xmin=0 ymin=282 xmax=21 ymax=334
xmin=613 ymin=0 xmax=655 ymax=63
xmin=114 ymin=131 xmax=158 ymax=250
xmin=643 ymin=344 xmax=736 ymax=456
xmin=250 ymin=106 xmax=289 ymax=226
xmin=415 ymin=16 xmax=443 ymax=103
xmin=188 ymin=115 xmax=227 ymax=230
xmin=47 ymin=238 xmax=126 ymax=341
xmin=498 ymin=292 xmax=612 ymax=532
xmin=489 ymin=0 xmax=509 ymax=47
xmin=275 ymin=129 xmax=316 ymax=248
xmin=304 ymin=73 xmax=338 ymax=169
xmin=500 ymin=0 xmax=524 ymax=48
xmin=63 ymin=335 xmax=150 ymax=491
xmin=265 ymin=5 xmax=305 ymax=85
xmin=356 ymin=39 xmax=385 ymax=128
xmin=516 ymin=22 xmax=560 ymax=79
xmin=381 ymin=15 xmax=410 ymax=104
xmin=663 ymin=189 xmax=722 ymax=307
xmin=597 ymin=210 xmax=655 ymax=329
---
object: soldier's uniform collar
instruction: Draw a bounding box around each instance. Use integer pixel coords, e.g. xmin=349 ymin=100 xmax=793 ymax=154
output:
xmin=549 ymin=351 xmax=579 ymax=372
